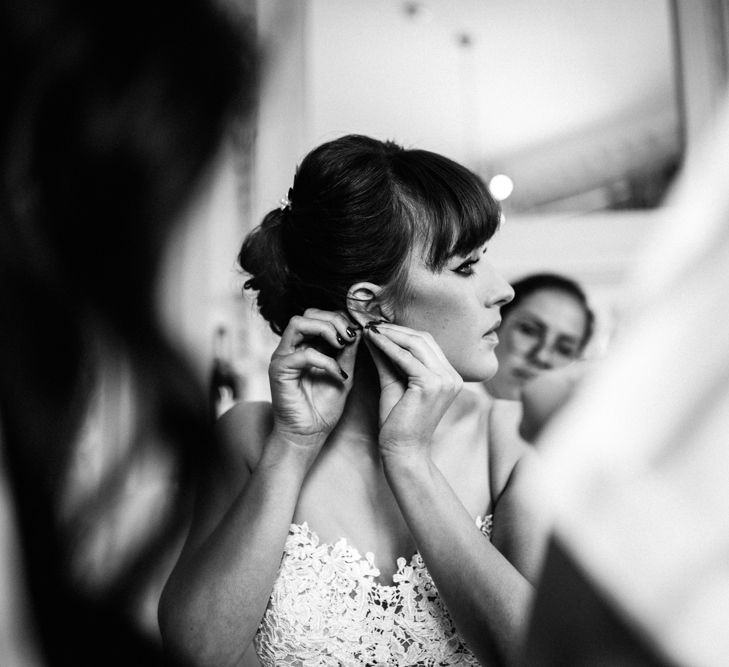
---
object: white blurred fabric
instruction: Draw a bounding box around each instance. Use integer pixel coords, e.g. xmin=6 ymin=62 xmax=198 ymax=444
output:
xmin=536 ymin=89 xmax=729 ymax=667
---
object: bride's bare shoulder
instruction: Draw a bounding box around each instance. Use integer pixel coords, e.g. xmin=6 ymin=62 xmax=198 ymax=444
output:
xmin=488 ymin=397 xmax=535 ymax=501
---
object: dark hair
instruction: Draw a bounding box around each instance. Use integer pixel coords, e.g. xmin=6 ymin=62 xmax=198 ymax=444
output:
xmin=239 ymin=134 xmax=501 ymax=334
xmin=0 ymin=0 xmax=254 ymax=663
xmin=502 ymin=273 xmax=595 ymax=350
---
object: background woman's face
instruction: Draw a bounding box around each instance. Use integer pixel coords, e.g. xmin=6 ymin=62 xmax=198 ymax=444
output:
xmin=487 ymin=288 xmax=588 ymax=400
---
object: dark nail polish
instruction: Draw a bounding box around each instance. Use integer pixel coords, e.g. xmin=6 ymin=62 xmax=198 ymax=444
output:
xmin=346 ymin=327 xmax=357 ymax=338
xmin=336 ymin=333 xmax=345 ymax=345
xmin=368 ymin=324 xmax=380 ymax=334
xmin=339 ymin=367 xmax=349 ymax=380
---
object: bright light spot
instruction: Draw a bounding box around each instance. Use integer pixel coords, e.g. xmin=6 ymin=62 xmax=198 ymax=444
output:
xmin=489 ymin=174 xmax=514 ymax=201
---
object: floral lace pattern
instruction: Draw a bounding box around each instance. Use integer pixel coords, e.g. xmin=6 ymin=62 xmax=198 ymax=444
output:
xmin=254 ymin=516 xmax=493 ymax=666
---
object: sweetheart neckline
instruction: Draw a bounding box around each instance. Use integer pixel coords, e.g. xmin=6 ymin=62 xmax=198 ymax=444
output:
xmin=285 ymin=515 xmax=492 ymax=589
xmin=286 ymin=521 xmax=418 ymax=588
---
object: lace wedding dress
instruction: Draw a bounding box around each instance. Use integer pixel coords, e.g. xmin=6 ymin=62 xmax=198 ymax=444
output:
xmin=254 ymin=516 xmax=493 ymax=666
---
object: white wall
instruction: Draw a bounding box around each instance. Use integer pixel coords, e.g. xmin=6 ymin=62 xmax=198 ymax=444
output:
xmin=160 ymin=0 xmax=728 ymax=400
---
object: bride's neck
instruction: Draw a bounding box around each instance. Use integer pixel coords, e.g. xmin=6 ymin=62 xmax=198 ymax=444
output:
xmin=324 ymin=350 xmax=382 ymax=464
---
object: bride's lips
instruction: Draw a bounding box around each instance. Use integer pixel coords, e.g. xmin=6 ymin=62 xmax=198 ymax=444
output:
xmin=483 ymin=320 xmax=501 ymax=343
xmin=483 ymin=319 xmax=501 ymax=337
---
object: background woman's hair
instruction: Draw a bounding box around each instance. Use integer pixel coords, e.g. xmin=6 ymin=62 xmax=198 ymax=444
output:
xmin=239 ymin=134 xmax=502 ymax=334
xmin=502 ymin=273 xmax=595 ymax=350
xmin=0 ymin=0 xmax=255 ymax=663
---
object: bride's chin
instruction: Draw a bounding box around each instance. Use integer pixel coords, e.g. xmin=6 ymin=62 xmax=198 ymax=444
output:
xmin=459 ymin=361 xmax=498 ymax=384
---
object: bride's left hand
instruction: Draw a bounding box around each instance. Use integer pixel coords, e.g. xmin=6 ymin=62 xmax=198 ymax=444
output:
xmin=363 ymin=322 xmax=463 ymax=460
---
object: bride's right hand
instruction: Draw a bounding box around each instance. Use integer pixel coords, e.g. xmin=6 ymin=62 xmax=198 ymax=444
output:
xmin=269 ymin=308 xmax=361 ymax=451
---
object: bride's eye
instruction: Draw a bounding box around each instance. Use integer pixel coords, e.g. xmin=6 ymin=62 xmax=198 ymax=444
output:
xmin=454 ymin=257 xmax=479 ymax=276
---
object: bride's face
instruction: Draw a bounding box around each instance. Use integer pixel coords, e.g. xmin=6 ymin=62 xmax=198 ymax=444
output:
xmin=395 ymin=242 xmax=513 ymax=382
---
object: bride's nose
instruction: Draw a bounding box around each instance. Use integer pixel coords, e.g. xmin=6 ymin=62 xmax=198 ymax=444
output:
xmin=484 ymin=268 xmax=513 ymax=308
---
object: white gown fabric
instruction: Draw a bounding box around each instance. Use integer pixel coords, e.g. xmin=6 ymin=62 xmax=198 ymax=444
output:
xmin=254 ymin=516 xmax=492 ymax=666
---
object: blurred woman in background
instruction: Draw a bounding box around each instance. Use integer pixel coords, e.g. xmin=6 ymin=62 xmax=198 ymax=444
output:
xmin=0 ymin=0 xmax=254 ymax=663
xmin=484 ymin=273 xmax=594 ymax=401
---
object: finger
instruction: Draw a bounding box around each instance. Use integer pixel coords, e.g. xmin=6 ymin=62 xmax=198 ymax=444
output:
xmin=300 ymin=308 xmax=360 ymax=348
xmin=393 ymin=325 xmax=452 ymax=368
xmin=364 ymin=326 xmax=432 ymax=381
xmin=363 ymin=334 xmax=401 ymax=388
xmin=303 ymin=308 xmax=360 ymax=343
xmin=365 ymin=325 xmax=462 ymax=395
xmin=366 ymin=323 xmax=449 ymax=372
xmin=271 ymin=347 xmax=349 ymax=383
xmin=336 ymin=326 xmax=362 ymax=376
xmin=278 ymin=313 xmax=354 ymax=354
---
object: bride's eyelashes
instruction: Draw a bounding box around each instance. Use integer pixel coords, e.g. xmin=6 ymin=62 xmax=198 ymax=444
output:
xmin=453 ymin=257 xmax=480 ymax=276
xmin=452 ymin=244 xmax=489 ymax=276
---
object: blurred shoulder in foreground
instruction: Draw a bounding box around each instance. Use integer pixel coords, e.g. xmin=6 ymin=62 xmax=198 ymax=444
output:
xmin=522 ymin=89 xmax=729 ymax=666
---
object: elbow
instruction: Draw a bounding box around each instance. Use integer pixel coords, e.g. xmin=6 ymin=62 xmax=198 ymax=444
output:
xmin=157 ymin=578 xmax=248 ymax=667
xmin=157 ymin=579 xmax=196 ymax=666
xmin=157 ymin=578 xmax=210 ymax=667
xmin=157 ymin=579 xmax=178 ymax=648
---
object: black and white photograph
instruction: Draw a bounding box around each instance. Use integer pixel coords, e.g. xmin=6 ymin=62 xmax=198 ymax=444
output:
xmin=2 ymin=1 xmax=728 ymax=665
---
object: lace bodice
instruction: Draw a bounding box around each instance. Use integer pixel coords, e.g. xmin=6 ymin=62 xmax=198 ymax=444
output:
xmin=254 ymin=516 xmax=493 ymax=666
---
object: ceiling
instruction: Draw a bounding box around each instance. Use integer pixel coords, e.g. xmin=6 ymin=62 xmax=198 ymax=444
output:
xmin=305 ymin=0 xmax=681 ymax=212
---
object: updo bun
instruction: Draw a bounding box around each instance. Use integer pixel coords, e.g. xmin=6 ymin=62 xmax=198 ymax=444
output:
xmin=238 ymin=134 xmax=502 ymax=336
xmin=237 ymin=207 xmax=294 ymax=335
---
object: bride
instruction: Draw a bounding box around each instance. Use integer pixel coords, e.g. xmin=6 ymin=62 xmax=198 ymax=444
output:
xmin=159 ymin=134 xmax=546 ymax=666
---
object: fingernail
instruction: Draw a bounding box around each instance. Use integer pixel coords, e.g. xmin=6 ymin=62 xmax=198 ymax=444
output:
xmin=367 ymin=324 xmax=380 ymax=334
xmin=346 ymin=327 xmax=357 ymax=338
xmin=339 ymin=367 xmax=349 ymax=380
xmin=336 ymin=333 xmax=345 ymax=345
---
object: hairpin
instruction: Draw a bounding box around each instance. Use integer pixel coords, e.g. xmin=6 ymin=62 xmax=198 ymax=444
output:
xmin=279 ymin=186 xmax=294 ymax=212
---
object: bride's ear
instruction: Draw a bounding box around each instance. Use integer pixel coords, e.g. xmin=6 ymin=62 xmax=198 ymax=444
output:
xmin=346 ymin=282 xmax=393 ymax=328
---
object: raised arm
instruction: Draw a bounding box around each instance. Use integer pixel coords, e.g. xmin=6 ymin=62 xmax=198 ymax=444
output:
xmin=158 ymin=310 xmax=360 ymax=666
xmin=364 ymin=323 xmax=546 ymax=666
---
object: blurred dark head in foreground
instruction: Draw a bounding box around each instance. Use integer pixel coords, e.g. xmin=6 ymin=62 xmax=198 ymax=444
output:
xmin=0 ymin=0 xmax=255 ymax=663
